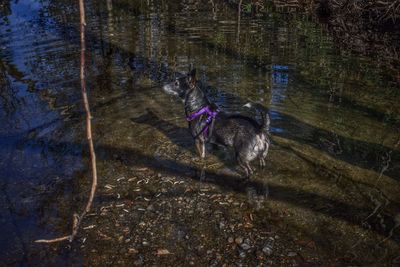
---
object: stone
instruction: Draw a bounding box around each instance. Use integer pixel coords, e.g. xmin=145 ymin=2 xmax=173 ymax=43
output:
xmin=240 ymin=243 xmax=251 ymax=250
xmin=262 ymin=246 xmax=272 ymax=256
xmin=235 ymin=237 xmax=243 ymax=244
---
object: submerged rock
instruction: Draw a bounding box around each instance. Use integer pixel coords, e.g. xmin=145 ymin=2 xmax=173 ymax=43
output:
xmin=262 ymin=245 xmax=272 ymax=256
xmin=240 ymin=243 xmax=251 ymax=250
xmin=235 ymin=237 xmax=244 ymax=244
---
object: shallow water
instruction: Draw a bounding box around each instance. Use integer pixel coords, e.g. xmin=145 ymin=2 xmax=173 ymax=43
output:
xmin=0 ymin=0 xmax=399 ymax=265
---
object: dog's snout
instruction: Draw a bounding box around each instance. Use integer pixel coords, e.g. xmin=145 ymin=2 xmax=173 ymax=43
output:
xmin=163 ymin=83 xmax=178 ymax=96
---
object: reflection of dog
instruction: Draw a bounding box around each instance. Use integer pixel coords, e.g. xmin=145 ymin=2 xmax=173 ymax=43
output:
xmin=163 ymin=68 xmax=270 ymax=178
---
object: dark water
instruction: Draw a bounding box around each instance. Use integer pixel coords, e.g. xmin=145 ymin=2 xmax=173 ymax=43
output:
xmin=0 ymin=0 xmax=399 ymax=265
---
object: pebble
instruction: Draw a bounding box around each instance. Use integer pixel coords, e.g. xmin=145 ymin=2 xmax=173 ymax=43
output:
xmin=235 ymin=237 xmax=243 ymax=244
xmin=240 ymin=243 xmax=251 ymax=250
xmin=262 ymin=245 xmax=272 ymax=256
xmin=209 ymin=259 xmax=218 ymax=267
xmin=288 ymin=251 xmax=297 ymax=257
xmin=228 ymin=237 xmax=234 ymax=243
xmin=239 ymin=251 xmax=246 ymax=258
xmin=128 ymin=248 xmax=138 ymax=254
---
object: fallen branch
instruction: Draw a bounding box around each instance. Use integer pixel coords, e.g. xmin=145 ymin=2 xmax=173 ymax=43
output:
xmin=35 ymin=0 xmax=97 ymax=244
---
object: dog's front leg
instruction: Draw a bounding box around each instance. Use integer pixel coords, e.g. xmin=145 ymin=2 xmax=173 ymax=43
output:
xmin=195 ymin=138 xmax=206 ymax=159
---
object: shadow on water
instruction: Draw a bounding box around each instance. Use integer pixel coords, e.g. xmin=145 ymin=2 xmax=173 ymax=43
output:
xmin=130 ymin=109 xmax=193 ymax=153
xmin=273 ymin=113 xmax=400 ymax=181
xmin=29 ymin=136 xmax=398 ymax=243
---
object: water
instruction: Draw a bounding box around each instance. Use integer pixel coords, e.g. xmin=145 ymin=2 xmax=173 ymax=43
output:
xmin=0 ymin=0 xmax=399 ymax=265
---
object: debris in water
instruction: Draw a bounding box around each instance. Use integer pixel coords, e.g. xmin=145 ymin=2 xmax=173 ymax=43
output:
xmin=156 ymin=249 xmax=171 ymax=255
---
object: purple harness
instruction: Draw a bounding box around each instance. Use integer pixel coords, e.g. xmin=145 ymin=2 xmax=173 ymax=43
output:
xmin=186 ymin=106 xmax=219 ymax=138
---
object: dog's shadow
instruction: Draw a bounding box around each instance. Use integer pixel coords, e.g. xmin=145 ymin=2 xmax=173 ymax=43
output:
xmin=130 ymin=108 xmax=192 ymax=149
xmin=130 ymin=108 xmax=241 ymax=176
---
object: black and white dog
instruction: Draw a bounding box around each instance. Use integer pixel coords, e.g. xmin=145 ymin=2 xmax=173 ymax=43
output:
xmin=163 ymin=68 xmax=270 ymax=177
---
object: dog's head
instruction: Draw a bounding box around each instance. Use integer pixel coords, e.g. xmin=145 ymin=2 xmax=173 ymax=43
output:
xmin=163 ymin=69 xmax=196 ymax=99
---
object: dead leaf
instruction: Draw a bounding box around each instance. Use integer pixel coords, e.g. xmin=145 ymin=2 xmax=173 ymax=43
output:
xmin=156 ymin=249 xmax=171 ymax=255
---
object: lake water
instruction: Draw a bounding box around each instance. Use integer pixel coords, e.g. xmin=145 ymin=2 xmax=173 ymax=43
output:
xmin=0 ymin=0 xmax=399 ymax=265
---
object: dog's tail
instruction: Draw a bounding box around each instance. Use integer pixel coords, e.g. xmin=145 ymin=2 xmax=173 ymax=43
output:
xmin=260 ymin=108 xmax=270 ymax=132
xmin=244 ymin=102 xmax=270 ymax=132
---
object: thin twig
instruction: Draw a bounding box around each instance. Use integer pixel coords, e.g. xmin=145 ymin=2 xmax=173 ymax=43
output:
xmin=35 ymin=0 xmax=97 ymax=244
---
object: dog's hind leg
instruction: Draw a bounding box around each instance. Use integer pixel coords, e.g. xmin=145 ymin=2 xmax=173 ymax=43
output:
xmin=260 ymin=157 xmax=265 ymax=168
xmin=246 ymin=162 xmax=254 ymax=176
xmin=237 ymin=156 xmax=251 ymax=178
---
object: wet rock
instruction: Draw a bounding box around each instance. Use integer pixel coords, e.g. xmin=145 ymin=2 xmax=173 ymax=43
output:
xmin=128 ymin=248 xmax=138 ymax=254
xmin=262 ymin=236 xmax=275 ymax=256
xmin=208 ymin=258 xmax=218 ymax=267
xmin=240 ymin=243 xmax=251 ymax=250
xmin=238 ymin=250 xmax=246 ymax=258
xmin=262 ymin=246 xmax=273 ymax=256
xmin=156 ymin=249 xmax=171 ymax=255
xmin=235 ymin=237 xmax=243 ymax=244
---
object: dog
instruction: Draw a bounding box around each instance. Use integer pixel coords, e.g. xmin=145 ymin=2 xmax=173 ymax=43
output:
xmin=163 ymin=68 xmax=270 ymax=177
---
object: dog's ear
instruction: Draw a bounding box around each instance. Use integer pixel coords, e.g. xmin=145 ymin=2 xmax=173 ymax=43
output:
xmin=188 ymin=68 xmax=196 ymax=85
xmin=188 ymin=68 xmax=196 ymax=78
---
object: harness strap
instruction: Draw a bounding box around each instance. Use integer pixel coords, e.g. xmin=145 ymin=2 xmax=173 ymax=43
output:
xmin=186 ymin=106 xmax=219 ymax=139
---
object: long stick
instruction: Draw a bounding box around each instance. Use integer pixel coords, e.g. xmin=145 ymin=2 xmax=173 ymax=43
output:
xmin=35 ymin=0 xmax=97 ymax=244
